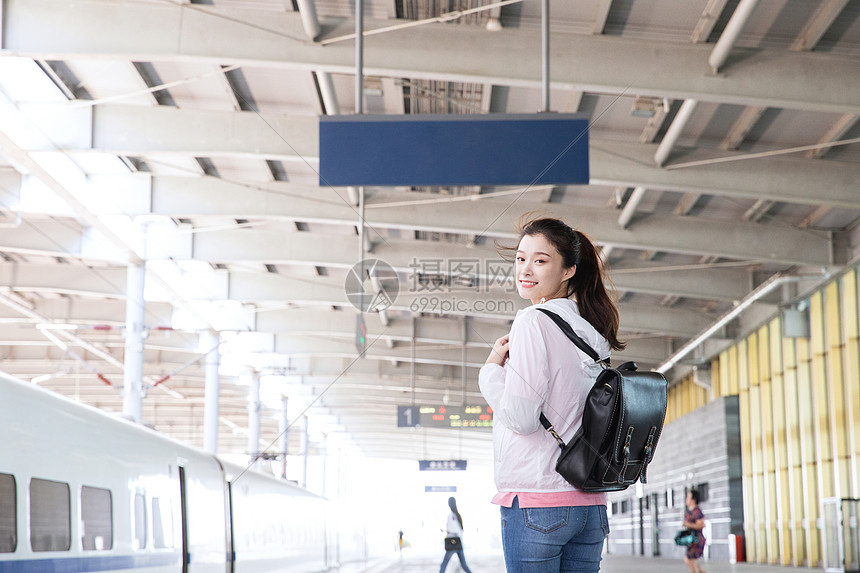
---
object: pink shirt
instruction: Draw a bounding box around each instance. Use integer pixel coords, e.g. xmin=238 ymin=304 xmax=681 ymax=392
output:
xmin=491 ymin=491 xmax=606 ymax=508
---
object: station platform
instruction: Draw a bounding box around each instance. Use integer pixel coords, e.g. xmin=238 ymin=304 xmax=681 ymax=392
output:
xmin=332 ymin=550 xmax=823 ymax=573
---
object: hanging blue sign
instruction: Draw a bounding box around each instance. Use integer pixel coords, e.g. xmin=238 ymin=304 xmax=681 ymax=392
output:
xmin=425 ymin=486 xmax=458 ymax=493
xmin=319 ymin=113 xmax=590 ymax=187
xmin=419 ymin=460 xmax=467 ymax=471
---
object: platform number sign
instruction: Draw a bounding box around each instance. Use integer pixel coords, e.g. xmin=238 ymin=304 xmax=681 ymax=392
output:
xmin=397 ymin=405 xmax=420 ymax=427
xmin=396 ymin=405 xmax=492 ymax=428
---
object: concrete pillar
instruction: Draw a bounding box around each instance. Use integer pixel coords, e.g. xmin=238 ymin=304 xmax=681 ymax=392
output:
xmin=246 ymin=370 xmax=261 ymax=463
xmin=122 ymin=261 xmax=146 ymax=422
xmin=201 ymin=330 xmax=220 ymax=455
xmin=301 ymin=415 xmax=310 ymax=488
xmin=321 ymin=433 xmax=328 ymax=497
xmin=279 ymin=396 xmax=289 ymax=479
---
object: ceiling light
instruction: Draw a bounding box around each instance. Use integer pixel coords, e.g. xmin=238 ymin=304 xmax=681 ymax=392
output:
xmin=631 ymin=96 xmax=658 ymax=118
xmin=363 ymin=78 xmax=383 ymax=97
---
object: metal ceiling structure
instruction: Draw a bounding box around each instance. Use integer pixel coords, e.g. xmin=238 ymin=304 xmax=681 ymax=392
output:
xmin=0 ymin=0 xmax=858 ymax=471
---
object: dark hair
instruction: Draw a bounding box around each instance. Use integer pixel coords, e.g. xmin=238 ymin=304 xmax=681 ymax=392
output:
xmin=688 ymin=488 xmax=700 ymax=504
xmin=448 ymin=496 xmax=463 ymax=527
xmin=498 ymin=214 xmax=625 ymax=351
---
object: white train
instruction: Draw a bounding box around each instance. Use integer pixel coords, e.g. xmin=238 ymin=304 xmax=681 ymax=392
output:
xmin=0 ymin=371 xmax=343 ymax=572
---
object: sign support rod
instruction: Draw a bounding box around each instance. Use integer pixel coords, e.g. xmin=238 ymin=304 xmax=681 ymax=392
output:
xmin=541 ymin=0 xmax=550 ymax=112
xmin=355 ymin=0 xmax=364 ymax=115
xmin=356 ymin=0 xmax=366 ymax=320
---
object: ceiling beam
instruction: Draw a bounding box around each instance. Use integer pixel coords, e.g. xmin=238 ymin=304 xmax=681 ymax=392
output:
xmin=805 ymin=113 xmax=860 ymax=160
xmin=690 ymin=0 xmax=729 ymax=43
xmin=4 ymin=1 xmax=860 ymax=114
xmin=790 ymin=0 xmax=850 ymax=52
xmin=590 ymin=141 xmax=860 ymax=210
xmin=75 ymin=176 xmax=831 ymax=266
xmin=205 ymin=196 xmax=834 ymax=268
xmin=591 ymin=0 xmax=613 ymax=34
xmin=719 ymin=105 xmax=767 ymax=151
xmin=10 ymin=178 xmax=835 ymax=267
xmin=23 ymin=103 xmax=859 ymax=208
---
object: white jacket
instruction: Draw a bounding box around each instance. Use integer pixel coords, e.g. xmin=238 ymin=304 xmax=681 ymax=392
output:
xmin=479 ymin=298 xmax=610 ymax=492
xmin=445 ymin=511 xmax=464 ymax=537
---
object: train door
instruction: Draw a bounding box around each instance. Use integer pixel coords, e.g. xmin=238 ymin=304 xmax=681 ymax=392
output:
xmin=178 ymin=467 xmax=189 ymax=573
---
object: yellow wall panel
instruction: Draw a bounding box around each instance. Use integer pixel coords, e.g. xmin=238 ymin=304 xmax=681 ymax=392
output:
xmin=716 ymin=354 xmax=727 ymax=398
xmin=751 ymin=386 xmax=767 ymax=561
xmin=749 ymin=332 xmax=760 ymax=388
xmin=782 ymin=337 xmax=804 ymax=566
xmin=841 ymin=271 xmax=860 ymax=497
xmin=810 ymin=291 xmax=834 ymax=502
xmin=826 ymin=281 xmax=851 ymax=497
xmin=759 ymin=324 xmax=771 ymax=390
xmin=739 ymin=386 xmax=756 ymax=561
xmin=758 ymin=324 xmax=779 ymax=563
xmin=796 ymin=337 xmax=819 ymax=567
xmin=769 ymin=319 xmax=791 ymax=565
xmin=729 ymin=345 xmax=739 ymax=395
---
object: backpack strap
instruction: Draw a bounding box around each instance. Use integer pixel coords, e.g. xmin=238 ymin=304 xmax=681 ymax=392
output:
xmin=535 ymin=308 xmax=606 ymax=365
xmin=536 ymin=308 xmax=608 ymax=449
xmin=539 ymin=412 xmax=566 ymax=449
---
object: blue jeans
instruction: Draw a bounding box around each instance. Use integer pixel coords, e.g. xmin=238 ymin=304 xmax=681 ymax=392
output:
xmin=440 ymin=548 xmax=473 ymax=572
xmin=500 ymin=497 xmax=609 ymax=573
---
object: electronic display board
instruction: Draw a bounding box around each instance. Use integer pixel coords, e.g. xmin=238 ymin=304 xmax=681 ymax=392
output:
xmin=397 ymin=405 xmax=493 ymax=428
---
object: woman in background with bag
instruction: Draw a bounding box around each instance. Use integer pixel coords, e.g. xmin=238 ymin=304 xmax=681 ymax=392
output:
xmin=682 ymin=489 xmax=707 ymax=573
xmin=480 ymin=215 xmax=625 ymax=572
xmin=440 ymin=496 xmax=473 ymax=573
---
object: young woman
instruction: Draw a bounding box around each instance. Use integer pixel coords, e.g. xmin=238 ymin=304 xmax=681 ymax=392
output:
xmin=439 ymin=497 xmax=473 ymax=573
xmin=479 ymin=216 xmax=625 ymax=573
xmin=683 ymin=489 xmax=707 ymax=573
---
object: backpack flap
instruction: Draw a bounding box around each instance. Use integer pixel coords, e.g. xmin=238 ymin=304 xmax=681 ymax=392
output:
xmin=604 ymin=365 xmax=667 ymax=485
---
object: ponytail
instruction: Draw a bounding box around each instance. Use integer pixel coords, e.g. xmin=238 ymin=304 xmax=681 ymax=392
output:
xmin=570 ymin=230 xmax=625 ymax=351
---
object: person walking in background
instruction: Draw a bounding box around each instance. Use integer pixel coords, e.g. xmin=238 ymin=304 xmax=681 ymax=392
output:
xmin=480 ymin=215 xmax=625 ymax=573
xmin=440 ymin=497 xmax=473 ymax=573
xmin=683 ymin=489 xmax=707 ymax=573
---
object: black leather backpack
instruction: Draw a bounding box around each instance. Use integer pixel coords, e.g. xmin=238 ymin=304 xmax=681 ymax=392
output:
xmin=536 ymin=308 xmax=668 ymax=492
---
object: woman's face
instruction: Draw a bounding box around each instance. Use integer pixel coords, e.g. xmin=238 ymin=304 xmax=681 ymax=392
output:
xmin=515 ymin=233 xmax=575 ymax=305
xmin=686 ymin=492 xmax=695 ymax=507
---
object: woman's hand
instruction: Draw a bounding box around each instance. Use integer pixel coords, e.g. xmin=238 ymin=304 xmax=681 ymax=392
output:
xmin=486 ymin=334 xmax=510 ymax=366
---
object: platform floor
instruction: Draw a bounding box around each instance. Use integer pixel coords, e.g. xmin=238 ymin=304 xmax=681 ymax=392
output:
xmin=333 ymin=550 xmax=824 ymax=573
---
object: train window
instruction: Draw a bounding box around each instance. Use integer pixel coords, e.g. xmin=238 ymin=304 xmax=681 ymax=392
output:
xmin=81 ymin=486 xmax=113 ymax=550
xmin=151 ymin=497 xmax=174 ymax=549
xmin=0 ymin=473 xmax=16 ymax=553
xmin=30 ymin=478 xmax=71 ymax=552
xmin=133 ymin=493 xmax=146 ymax=549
